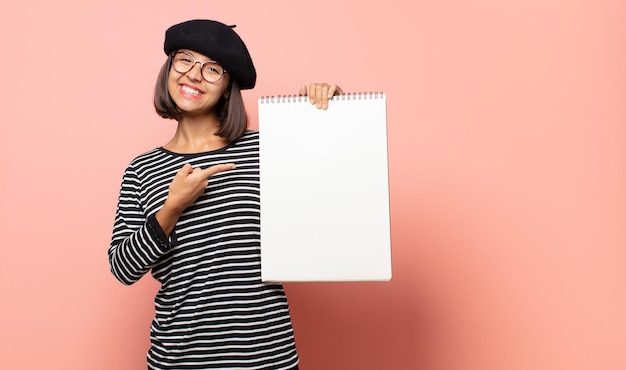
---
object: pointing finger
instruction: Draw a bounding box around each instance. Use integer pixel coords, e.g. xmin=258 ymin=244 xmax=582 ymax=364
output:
xmin=200 ymin=163 xmax=236 ymax=179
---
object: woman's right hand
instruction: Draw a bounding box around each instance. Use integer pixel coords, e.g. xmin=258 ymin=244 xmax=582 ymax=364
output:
xmin=299 ymin=83 xmax=343 ymax=110
xmin=156 ymin=163 xmax=236 ymax=236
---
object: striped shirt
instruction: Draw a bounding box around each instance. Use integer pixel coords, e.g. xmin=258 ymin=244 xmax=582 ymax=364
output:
xmin=108 ymin=131 xmax=299 ymax=369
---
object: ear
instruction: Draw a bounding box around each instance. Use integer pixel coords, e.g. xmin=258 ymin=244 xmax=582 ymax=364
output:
xmin=223 ymin=80 xmax=233 ymax=100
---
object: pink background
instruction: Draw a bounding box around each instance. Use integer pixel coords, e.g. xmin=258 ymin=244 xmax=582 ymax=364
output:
xmin=1 ymin=1 xmax=625 ymax=369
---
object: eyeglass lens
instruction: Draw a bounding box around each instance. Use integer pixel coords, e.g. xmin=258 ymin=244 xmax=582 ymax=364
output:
xmin=172 ymin=52 xmax=225 ymax=83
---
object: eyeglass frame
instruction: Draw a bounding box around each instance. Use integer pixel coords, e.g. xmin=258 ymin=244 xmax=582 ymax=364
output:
xmin=169 ymin=50 xmax=228 ymax=83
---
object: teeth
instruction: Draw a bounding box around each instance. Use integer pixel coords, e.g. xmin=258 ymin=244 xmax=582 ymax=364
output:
xmin=181 ymin=85 xmax=202 ymax=96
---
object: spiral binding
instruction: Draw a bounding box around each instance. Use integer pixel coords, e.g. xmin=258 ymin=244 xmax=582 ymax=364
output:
xmin=259 ymin=92 xmax=385 ymax=104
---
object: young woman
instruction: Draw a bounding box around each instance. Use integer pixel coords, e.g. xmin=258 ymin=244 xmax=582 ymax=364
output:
xmin=108 ymin=19 xmax=342 ymax=369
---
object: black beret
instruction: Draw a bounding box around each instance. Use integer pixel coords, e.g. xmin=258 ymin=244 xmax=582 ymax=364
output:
xmin=164 ymin=19 xmax=256 ymax=90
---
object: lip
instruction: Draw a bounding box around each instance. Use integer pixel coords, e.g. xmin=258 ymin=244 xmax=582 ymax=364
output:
xmin=178 ymin=84 xmax=205 ymax=99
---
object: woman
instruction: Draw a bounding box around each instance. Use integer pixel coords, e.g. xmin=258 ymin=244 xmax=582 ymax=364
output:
xmin=108 ymin=19 xmax=342 ymax=369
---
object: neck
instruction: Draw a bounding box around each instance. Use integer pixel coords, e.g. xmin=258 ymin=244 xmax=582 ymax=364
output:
xmin=164 ymin=113 xmax=230 ymax=153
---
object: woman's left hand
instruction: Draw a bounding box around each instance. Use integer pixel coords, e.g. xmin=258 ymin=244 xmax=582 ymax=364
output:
xmin=299 ymin=83 xmax=343 ymax=110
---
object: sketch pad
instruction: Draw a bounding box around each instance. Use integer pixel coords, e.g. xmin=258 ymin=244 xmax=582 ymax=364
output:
xmin=258 ymin=92 xmax=391 ymax=282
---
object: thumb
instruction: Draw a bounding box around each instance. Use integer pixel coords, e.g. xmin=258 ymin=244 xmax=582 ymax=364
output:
xmin=175 ymin=163 xmax=194 ymax=178
xmin=298 ymin=83 xmax=307 ymax=96
xmin=200 ymin=163 xmax=236 ymax=179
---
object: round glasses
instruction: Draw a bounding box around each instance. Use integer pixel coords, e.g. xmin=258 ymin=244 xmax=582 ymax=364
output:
xmin=171 ymin=51 xmax=227 ymax=83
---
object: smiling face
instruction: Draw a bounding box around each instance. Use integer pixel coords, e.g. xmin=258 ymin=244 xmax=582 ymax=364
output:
xmin=167 ymin=49 xmax=231 ymax=117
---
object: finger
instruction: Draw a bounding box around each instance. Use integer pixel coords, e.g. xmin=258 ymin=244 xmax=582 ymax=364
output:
xmin=323 ymin=85 xmax=331 ymax=109
xmin=315 ymin=84 xmax=324 ymax=109
xmin=298 ymin=84 xmax=307 ymax=96
xmin=308 ymin=83 xmax=316 ymax=104
xmin=182 ymin=165 xmax=208 ymax=185
xmin=200 ymin=163 xmax=236 ymax=179
xmin=328 ymin=84 xmax=343 ymax=98
xmin=175 ymin=163 xmax=194 ymax=178
xmin=327 ymin=84 xmax=336 ymax=99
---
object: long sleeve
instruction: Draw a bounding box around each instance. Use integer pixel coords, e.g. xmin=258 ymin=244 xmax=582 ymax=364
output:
xmin=108 ymin=166 xmax=172 ymax=285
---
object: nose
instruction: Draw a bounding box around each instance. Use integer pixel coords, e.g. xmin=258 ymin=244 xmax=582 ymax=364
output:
xmin=186 ymin=62 xmax=203 ymax=81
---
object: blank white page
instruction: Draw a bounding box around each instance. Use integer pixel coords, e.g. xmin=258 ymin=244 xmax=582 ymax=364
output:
xmin=258 ymin=93 xmax=391 ymax=282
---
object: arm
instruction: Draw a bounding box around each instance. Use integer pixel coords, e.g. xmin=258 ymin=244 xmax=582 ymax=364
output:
xmin=108 ymin=162 xmax=236 ymax=285
xmin=107 ymin=166 xmax=172 ymax=285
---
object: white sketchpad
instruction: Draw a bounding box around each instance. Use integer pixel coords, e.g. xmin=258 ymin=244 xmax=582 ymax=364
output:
xmin=258 ymin=93 xmax=392 ymax=282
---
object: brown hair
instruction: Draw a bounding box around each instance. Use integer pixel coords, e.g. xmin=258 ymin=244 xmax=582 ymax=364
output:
xmin=153 ymin=56 xmax=249 ymax=142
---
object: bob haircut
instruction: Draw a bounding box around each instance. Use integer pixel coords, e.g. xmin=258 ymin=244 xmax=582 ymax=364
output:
xmin=153 ymin=55 xmax=249 ymax=143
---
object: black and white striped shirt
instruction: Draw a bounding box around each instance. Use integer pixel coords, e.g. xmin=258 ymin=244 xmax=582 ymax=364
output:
xmin=108 ymin=131 xmax=299 ymax=369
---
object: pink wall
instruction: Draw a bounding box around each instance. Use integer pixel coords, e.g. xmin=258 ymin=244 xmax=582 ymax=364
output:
xmin=1 ymin=1 xmax=625 ymax=369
